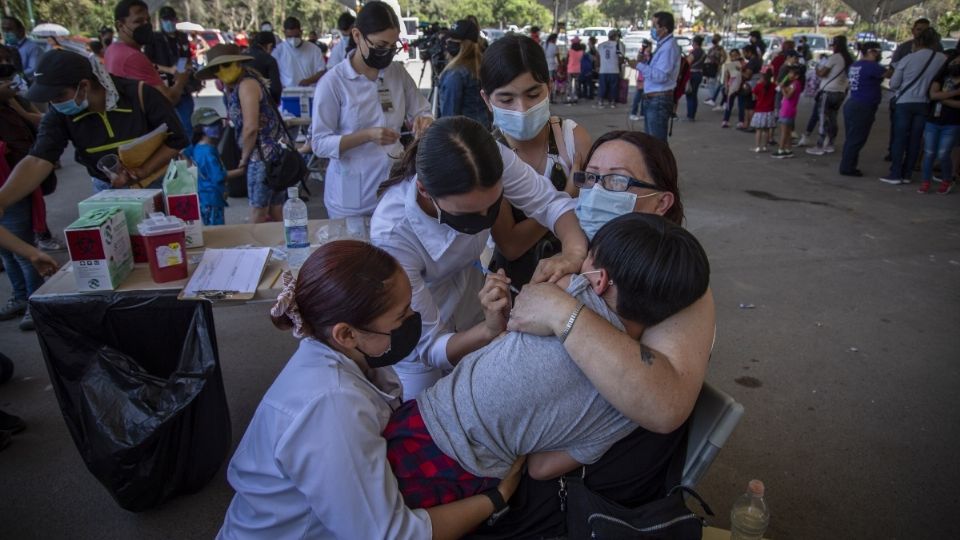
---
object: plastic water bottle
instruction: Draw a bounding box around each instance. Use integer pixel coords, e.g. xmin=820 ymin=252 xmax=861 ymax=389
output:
xmin=730 ymin=480 xmax=769 ymax=540
xmin=283 ymin=187 xmax=309 ymax=272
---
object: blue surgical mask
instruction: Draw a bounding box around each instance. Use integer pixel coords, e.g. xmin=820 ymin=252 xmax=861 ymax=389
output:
xmin=3 ymin=31 xmax=17 ymax=46
xmin=650 ymin=27 xmax=659 ymax=42
xmin=576 ymin=187 xmax=638 ymax=240
xmin=492 ymin=96 xmax=551 ymax=141
xmin=202 ymin=124 xmax=222 ymax=139
xmin=50 ymin=84 xmax=89 ymax=116
xmin=161 ymin=20 xmax=176 ymax=33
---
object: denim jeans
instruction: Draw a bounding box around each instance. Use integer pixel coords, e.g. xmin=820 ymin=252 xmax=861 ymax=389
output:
xmin=686 ymin=72 xmax=703 ymax=119
xmin=631 ymin=88 xmax=644 ymax=115
xmin=0 ymin=196 xmax=42 ymax=301
xmin=839 ymin=100 xmax=877 ymax=174
xmin=710 ymin=80 xmax=724 ymax=102
xmin=723 ymin=91 xmax=745 ymax=123
xmin=889 ymin=102 xmax=928 ymax=180
xmin=577 ymin=74 xmax=595 ymax=100
xmin=817 ymin=91 xmax=845 ymax=146
xmin=599 ymin=73 xmax=619 ymax=102
xmin=643 ymin=93 xmax=674 ymax=142
xmin=921 ymin=123 xmax=960 ymax=181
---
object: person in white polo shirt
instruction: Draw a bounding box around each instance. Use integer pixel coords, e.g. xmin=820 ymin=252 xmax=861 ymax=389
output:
xmin=271 ymin=16 xmax=326 ymax=88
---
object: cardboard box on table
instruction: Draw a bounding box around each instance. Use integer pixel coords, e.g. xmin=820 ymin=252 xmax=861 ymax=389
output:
xmin=162 ymin=160 xmax=204 ymax=247
xmin=77 ymin=189 xmax=164 ymax=263
xmin=64 ymin=207 xmax=134 ymax=291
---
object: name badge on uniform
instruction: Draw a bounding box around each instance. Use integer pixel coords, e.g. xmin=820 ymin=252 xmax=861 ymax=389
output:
xmin=378 ymin=78 xmax=394 ymax=113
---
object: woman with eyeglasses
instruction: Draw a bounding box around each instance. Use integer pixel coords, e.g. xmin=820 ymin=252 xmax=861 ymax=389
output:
xmin=197 ymin=44 xmax=288 ymax=223
xmin=481 ymin=35 xmax=593 ymax=287
xmin=310 ymin=1 xmax=433 ymax=219
xmin=371 ymin=116 xmax=588 ymax=400
xmin=470 ymin=131 xmax=715 ymax=537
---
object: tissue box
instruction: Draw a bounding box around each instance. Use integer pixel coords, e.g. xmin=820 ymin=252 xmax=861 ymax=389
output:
xmin=65 ymin=207 xmax=133 ymax=291
xmin=78 ymin=189 xmax=164 ymax=263
xmin=165 ymin=192 xmax=204 ymax=247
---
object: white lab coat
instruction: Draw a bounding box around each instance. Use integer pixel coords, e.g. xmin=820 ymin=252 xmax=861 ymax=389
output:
xmin=311 ymin=52 xmax=431 ymax=218
xmin=218 ymin=338 xmax=432 ymax=539
xmin=369 ymin=145 xmax=577 ymax=399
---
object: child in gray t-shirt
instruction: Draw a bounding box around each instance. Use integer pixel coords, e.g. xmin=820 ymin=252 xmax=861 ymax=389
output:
xmin=384 ymin=213 xmax=711 ymax=508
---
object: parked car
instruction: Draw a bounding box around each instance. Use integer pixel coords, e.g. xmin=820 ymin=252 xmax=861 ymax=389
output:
xmin=623 ymin=32 xmax=646 ymax=60
xmin=942 ymin=37 xmax=957 ymax=52
xmin=578 ymin=26 xmax=615 ymax=39
xmin=793 ymin=32 xmax=830 ymax=58
xmin=482 ymin=28 xmax=507 ymax=43
xmin=200 ymin=29 xmax=225 ymax=48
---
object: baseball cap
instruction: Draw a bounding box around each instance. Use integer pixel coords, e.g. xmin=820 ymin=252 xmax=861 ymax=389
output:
xmin=25 ymin=50 xmax=94 ymax=103
xmin=191 ymin=107 xmax=222 ymax=126
xmin=448 ymin=19 xmax=479 ymax=42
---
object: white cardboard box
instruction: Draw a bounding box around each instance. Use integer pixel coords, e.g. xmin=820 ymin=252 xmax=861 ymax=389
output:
xmin=64 ymin=207 xmax=134 ymax=291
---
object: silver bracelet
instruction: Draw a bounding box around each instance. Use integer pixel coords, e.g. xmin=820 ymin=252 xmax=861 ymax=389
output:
xmin=559 ymin=302 xmax=586 ymax=344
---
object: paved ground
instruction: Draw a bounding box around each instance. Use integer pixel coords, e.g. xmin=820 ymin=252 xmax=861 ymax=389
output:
xmin=1 ymin=64 xmax=958 ymax=538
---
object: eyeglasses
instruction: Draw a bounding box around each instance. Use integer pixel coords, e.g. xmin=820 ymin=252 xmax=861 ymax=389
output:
xmin=363 ymin=35 xmax=402 ymax=57
xmin=573 ymin=172 xmax=663 ymax=193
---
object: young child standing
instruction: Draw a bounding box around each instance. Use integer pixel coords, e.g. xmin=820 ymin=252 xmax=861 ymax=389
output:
xmin=721 ymin=49 xmax=743 ymax=128
xmin=183 ymin=108 xmax=244 ymax=226
xmin=773 ymin=65 xmax=804 ymax=159
xmin=750 ymin=70 xmax=778 ymax=152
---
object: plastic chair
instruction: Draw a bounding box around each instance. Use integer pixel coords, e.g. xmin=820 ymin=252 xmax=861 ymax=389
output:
xmin=682 ymin=382 xmax=745 ymax=488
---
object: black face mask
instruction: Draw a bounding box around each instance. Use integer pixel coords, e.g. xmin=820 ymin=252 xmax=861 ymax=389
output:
xmin=0 ymin=64 xmax=16 ymax=78
xmin=432 ymin=192 xmax=503 ymax=235
xmin=357 ymin=312 xmax=422 ymax=368
xmin=446 ymin=41 xmax=461 ymax=57
xmin=361 ymin=35 xmax=397 ymax=70
xmin=102 ymin=36 xmax=113 ymax=46
xmin=130 ymin=23 xmax=153 ymax=46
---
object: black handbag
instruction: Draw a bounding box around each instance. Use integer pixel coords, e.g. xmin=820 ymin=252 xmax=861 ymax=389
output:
xmin=563 ymin=431 xmax=714 ymax=540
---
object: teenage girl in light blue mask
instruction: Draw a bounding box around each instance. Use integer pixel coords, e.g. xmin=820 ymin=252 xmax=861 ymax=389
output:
xmin=574 ymin=130 xmax=682 ymax=239
xmin=481 ymin=34 xmax=593 ymax=286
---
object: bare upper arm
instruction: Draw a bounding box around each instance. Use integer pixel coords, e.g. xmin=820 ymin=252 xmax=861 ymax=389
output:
xmin=238 ymin=79 xmax=262 ymax=130
xmin=527 ymin=450 xmax=583 ymax=481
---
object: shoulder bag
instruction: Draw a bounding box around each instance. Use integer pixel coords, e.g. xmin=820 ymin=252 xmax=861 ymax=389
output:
xmin=251 ymin=78 xmax=308 ymax=191
xmin=890 ymin=49 xmax=937 ymax=107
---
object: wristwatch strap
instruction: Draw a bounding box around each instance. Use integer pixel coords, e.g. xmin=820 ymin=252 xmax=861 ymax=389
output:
xmin=482 ymin=487 xmax=508 ymax=513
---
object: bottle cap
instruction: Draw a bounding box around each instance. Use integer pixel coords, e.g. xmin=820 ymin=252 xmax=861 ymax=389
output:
xmin=287 ymin=187 xmax=299 ymax=198
xmin=748 ymin=479 xmax=765 ymax=496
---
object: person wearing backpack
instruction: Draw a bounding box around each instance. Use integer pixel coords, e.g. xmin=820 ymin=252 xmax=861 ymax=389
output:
xmin=881 ymin=28 xmax=946 ymax=185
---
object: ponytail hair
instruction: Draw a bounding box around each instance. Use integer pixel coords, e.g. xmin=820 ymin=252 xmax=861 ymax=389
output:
xmin=346 ymin=0 xmax=400 ymax=54
xmin=379 ymin=116 xmax=504 ymax=198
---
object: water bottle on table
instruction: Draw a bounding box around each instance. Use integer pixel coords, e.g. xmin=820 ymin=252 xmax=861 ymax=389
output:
xmin=283 ymin=187 xmax=309 ymax=272
xmin=730 ymin=479 xmax=769 ymax=540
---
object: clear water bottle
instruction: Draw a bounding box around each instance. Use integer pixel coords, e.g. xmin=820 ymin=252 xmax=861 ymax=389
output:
xmin=730 ymin=480 xmax=769 ymax=540
xmin=283 ymin=187 xmax=309 ymax=272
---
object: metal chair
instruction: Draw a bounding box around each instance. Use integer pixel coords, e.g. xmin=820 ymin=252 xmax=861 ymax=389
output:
xmin=682 ymin=382 xmax=745 ymax=488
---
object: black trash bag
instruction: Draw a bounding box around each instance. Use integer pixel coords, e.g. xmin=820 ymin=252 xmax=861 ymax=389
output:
xmin=30 ymin=292 xmax=231 ymax=512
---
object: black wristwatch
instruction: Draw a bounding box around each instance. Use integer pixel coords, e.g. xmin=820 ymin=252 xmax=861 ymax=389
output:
xmin=482 ymin=487 xmax=509 ymax=525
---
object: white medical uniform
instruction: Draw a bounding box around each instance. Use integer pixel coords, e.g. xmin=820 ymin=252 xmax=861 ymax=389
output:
xmin=218 ymin=338 xmax=432 ymax=539
xmin=271 ymin=39 xmax=327 ymax=88
xmin=370 ymin=145 xmax=577 ymax=399
xmin=311 ymin=52 xmax=431 ymax=218
xmin=327 ymin=36 xmax=349 ymax=68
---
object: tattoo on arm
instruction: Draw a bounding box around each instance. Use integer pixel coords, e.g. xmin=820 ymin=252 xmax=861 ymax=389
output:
xmin=640 ymin=346 xmax=655 ymax=366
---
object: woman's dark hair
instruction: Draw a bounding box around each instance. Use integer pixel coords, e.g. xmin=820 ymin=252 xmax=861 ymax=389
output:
xmin=583 ymin=131 xmax=683 ymax=225
xmin=915 ymin=27 xmax=939 ymax=49
xmin=480 ymin=35 xmax=550 ymax=95
xmin=347 ymin=1 xmax=400 ymax=52
xmin=832 ymin=35 xmax=853 ymax=67
xmin=271 ymin=240 xmax=402 ymax=341
xmin=379 ymin=116 xmax=503 ymax=198
xmin=590 ymin=213 xmax=709 ymax=327
xmin=693 ymin=35 xmax=704 ymax=46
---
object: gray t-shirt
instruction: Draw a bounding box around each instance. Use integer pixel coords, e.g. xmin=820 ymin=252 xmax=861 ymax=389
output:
xmin=890 ymin=49 xmax=946 ymax=104
xmin=417 ymin=275 xmax=638 ymax=478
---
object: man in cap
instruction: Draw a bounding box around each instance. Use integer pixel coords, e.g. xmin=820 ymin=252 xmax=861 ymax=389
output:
xmin=272 ymin=16 xmax=326 ymax=87
xmin=105 ymin=0 xmax=190 ymax=107
xmin=0 ymin=49 xmax=187 ymax=210
xmin=244 ymin=31 xmax=283 ymax=105
xmin=145 ymin=5 xmax=197 ymax=133
xmin=2 ymin=16 xmax=43 ymax=84
xmin=839 ymin=42 xmax=885 ymax=177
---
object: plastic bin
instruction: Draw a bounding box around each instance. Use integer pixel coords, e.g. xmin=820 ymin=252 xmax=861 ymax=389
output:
xmin=29 ymin=292 xmax=231 ymax=511
xmin=137 ymin=213 xmax=188 ymax=283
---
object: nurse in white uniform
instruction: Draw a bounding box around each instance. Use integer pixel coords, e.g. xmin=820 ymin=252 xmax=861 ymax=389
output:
xmin=370 ymin=116 xmax=589 ymax=399
xmin=310 ymin=2 xmax=432 ymax=219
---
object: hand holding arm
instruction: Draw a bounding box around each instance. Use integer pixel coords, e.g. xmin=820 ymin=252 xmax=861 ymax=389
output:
xmin=531 ymin=210 xmax=587 ymax=284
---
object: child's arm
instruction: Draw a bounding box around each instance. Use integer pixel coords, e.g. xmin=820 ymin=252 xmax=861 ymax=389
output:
xmin=226 ymin=167 xmax=245 ymax=179
xmin=527 ymin=450 xmax=583 ymax=481
xmin=0 ymin=226 xmax=59 ymax=277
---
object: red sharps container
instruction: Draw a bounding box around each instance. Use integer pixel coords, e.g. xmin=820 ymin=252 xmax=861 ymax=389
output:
xmin=137 ymin=213 xmax=188 ymax=283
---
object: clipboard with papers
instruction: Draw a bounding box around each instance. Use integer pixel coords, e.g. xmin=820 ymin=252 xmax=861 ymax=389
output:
xmin=179 ymin=248 xmax=272 ymax=301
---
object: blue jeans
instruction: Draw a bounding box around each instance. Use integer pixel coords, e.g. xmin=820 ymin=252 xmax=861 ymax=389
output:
xmin=723 ymin=91 xmax=745 ymax=123
xmin=685 ymin=72 xmax=703 ymax=119
xmin=643 ymin=93 xmax=674 ymax=142
xmin=921 ymin=123 xmax=960 ymax=181
xmin=839 ymin=100 xmax=877 ymax=174
xmin=889 ymin=102 xmax=928 ymax=180
xmin=631 ymin=88 xmax=644 ymax=115
xmin=599 ymin=74 xmax=619 ymax=102
xmin=710 ymin=80 xmax=724 ymax=102
xmin=577 ymin=74 xmax=594 ymax=99
xmin=0 ymin=197 xmax=42 ymax=301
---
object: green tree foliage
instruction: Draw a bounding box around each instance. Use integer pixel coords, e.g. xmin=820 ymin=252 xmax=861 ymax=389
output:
xmin=570 ymin=4 xmax=607 ymax=28
xmin=601 ymin=0 xmax=670 ymax=28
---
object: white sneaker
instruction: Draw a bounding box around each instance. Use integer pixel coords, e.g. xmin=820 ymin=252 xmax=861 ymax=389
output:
xmin=629 ymin=115 xmax=640 ymax=121
xmin=753 ymin=147 xmax=763 ymax=153
xmin=704 ymin=99 xmax=716 ymax=106
xmin=806 ymin=146 xmax=826 ymax=156
xmin=712 ymin=105 xmax=724 ymax=111
xmin=796 ymin=134 xmax=810 ymax=147
xmin=761 ymin=146 xmax=769 ymax=152
xmin=823 ymin=145 xmax=836 ymax=153
xmin=879 ymin=176 xmax=905 ymax=185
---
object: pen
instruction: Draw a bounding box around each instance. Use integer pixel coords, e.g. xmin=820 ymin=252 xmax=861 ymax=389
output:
xmin=472 ymin=261 xmax=520 ymax=294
